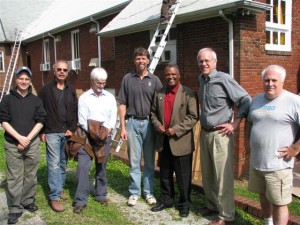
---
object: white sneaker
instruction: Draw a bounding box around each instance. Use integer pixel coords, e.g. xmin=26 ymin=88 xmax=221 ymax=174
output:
xmin=145 ymin=194 xmax=157 ymax=205
xmin=127 ymin=195 xmax=139 ymax=206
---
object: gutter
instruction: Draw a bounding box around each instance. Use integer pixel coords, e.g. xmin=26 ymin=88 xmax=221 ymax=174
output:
xmin=219 ymin=10 xmax=234 ymax=78
xmin=48 ymin=33 xmax=57 ymax=62
xmin=99 ymin=1 xmax=272 ymax=37
xmin=91 ymin=17 xmax=101 ymax=67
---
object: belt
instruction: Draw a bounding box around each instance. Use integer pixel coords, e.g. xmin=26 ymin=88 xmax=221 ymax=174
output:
xmin=127 ymin=115 xmax=149 ymax=120
xmin=201 ymin=126 xmax=222 ymax=132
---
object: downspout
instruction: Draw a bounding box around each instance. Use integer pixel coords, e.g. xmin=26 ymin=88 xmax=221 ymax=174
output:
xmin=219 ymin=10 xmax=234 ymax=78
xmin=0 ymin=18 xmax=8 ymax=41
xmin=48 ymin=33 xmax=57 ymax=62
xmin=91 ymin=17 xmax=101 ymax=67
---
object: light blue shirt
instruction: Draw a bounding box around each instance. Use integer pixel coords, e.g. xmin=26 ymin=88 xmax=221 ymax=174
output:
xmin=248 ymin=90 xmax=300 ymax=171
xmin=78 ymin=88 xmax=117 ymax=132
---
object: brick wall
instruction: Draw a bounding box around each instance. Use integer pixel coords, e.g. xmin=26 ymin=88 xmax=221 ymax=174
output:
xmin=0 ymin=43 xmax=26 ymax=91
xmin=111 ymin=1 xmax=300 ymax=178
xmin=24 ymin=14 xmax=117 ymax=93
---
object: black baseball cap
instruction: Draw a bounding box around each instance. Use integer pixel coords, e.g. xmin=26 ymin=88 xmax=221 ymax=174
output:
xmin=15 ymin=66 xmax=32 ymax=78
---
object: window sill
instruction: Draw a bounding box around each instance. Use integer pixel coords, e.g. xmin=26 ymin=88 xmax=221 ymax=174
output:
xmin=265 ymin=50 xmax=292 ymax=56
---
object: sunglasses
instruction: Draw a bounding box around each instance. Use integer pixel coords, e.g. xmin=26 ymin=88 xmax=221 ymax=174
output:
xmin=56 ymin=68 xmax=68 ymax=72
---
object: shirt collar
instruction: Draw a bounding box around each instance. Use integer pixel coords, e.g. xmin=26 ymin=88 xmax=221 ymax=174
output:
xmin=166 ymin=82 xmax=180 ymax=94
xmin=201 ymin=69 xmax=217 ymax=81
xmin=88 ymin=88 xmax=106 ymax=97
xmin=131 ymin=70 xmax=152 ymax=79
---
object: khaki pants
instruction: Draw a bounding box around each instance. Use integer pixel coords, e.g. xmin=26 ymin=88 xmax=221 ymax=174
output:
xmin=5 ymin=137 xmax=40 ymax=213
xmin=200 ymin=129 xmax=235 ymax=221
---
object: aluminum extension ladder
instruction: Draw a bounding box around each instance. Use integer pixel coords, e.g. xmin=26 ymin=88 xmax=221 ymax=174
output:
xmin=148 ymin=0 xmax=181 ymax=73
xmin=0 ymin=32 xmax=23 ymax=102
xmin=111 ymin=1 xmax=181 ymax=152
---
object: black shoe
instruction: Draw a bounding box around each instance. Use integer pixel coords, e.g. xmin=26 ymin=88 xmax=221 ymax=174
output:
xmin=24 ymin=203 xmax=38 ymax=212
xmin=151 ymin=202 xmax=173 ymax=212
xmin=7 ymin=212 xmax=22 ymax=224
xmin=179 ymin=209 xmax=189 ymax=217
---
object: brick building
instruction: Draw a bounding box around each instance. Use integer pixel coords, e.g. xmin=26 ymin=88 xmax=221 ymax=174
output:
xmin=100 ymin=0 xmax=300 ymax=178
xmin=1 ymin=0 xmax=300 ymax=178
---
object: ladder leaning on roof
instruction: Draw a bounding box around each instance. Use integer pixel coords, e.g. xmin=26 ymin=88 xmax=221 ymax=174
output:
xmin=0 ymin=32 xmax=24 ymax=102
xmin=148 ymin=0 xmax=181 ymax=73
xmin=111 ymin=0 xmax=181 ymax=153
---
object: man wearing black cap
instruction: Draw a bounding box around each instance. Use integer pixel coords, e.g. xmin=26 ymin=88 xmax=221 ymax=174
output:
xmin=0 ymin=66 xmax=46 ymax=224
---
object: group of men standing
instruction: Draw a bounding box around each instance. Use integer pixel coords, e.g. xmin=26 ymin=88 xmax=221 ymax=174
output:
xmin=0 ymin=46 xmax=299 ymax=225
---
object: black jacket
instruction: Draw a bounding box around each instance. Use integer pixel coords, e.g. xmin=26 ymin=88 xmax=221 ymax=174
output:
xmin=39 ymin=79 xmax=78 ymax=133
xmin=0 ymin=86 xmax=47 ymax=144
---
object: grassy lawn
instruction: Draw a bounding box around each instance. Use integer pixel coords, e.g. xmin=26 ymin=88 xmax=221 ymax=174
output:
xmin=0 ymin=130 xmax=298 ymax=224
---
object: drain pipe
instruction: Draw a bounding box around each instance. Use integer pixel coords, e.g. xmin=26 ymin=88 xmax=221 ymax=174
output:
xmin=0 ymin=18 xmax=8 ymax=41
xmin=219 ymin=10 xmax=234 ymax=78
xmin=48 ymin=33 xmax=57 ymax=62
xmin=91 ymin=17 xmax=101 ymax=67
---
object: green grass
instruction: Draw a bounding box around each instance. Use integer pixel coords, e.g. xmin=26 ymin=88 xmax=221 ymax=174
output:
xmin=0 ymin=130 xmax=298 ymax=224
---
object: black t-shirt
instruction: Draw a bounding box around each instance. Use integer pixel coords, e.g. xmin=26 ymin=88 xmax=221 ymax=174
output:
xmin=53 ymin=87 xmax=67 ymax=127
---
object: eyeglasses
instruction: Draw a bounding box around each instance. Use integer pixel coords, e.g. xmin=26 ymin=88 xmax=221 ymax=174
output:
xmin=56 ymin=68 xmax=68 ymax=72
xmin=198 ymin=59 xmax=215 ymax=65
xmin=94 ymin=80 xmax=106 ymax=86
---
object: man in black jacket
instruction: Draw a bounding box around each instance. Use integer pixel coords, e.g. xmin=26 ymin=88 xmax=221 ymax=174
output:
xmin=0 ymin=66 xmax=46 ymax=224
xmin=39 ymin=60 xmax=78 ymax=212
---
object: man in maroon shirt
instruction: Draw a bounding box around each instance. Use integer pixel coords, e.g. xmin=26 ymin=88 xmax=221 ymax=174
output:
xmin=150 ymin=65 xmax=198 ymax=217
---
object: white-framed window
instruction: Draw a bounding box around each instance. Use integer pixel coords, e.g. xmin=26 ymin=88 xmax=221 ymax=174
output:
xmin=71 ymin=29 xmax=80 ymax=60
xmin=265 ymin=0 xmax=292 ymax=51
xmin=150 ymin=27 xmax=177 ymax=64
xmin=0 ymin=51 xmax=4 ymax=72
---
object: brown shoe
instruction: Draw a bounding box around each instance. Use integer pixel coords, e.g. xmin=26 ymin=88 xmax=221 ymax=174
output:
xmin=97 ymin=199 xmax=108 ymax=206
xmin=61 ymin=192 xmax=68 ymax=200
xmin=197 ymin=207 xmax=218 ymax=217
xmin=73 ymin=205 xmax=86 ymax=214
xmin=49 ymin=200 xmax=64 ymax=212
xmin=209 ymin=218 xmax=234 ymax=225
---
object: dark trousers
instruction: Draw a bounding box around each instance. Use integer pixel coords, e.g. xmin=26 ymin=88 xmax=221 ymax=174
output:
xmin=158 ymin=137 xmax=192 ymax=210
xmin=161 ymin=0 xmax=177 ymax=20
xmin=73 ymin=136 xmax=111 ymax=206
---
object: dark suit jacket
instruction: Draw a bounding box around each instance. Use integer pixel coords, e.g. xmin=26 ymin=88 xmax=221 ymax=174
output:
xmin=151 ymin=84 xmax=198 ymax=156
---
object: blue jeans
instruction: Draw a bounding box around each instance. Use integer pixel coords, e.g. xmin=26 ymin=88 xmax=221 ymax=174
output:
xmin=46 ymin=133 xmax=67 ymax=200
xmin=126 ymin=118 xmax=155 ymax=197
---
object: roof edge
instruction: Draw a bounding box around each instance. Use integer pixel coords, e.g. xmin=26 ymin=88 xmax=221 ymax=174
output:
xmin=23 ymin=2 xmax=130 ymax=43
xmin=99 ymin=0 xmax=272 ymax=37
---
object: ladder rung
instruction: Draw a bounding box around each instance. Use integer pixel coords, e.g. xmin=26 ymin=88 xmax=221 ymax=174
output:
xmin=147 ymin=0 xmax=181 ymax=73
xmin=155 ymin=34 xmax=164 ymax=38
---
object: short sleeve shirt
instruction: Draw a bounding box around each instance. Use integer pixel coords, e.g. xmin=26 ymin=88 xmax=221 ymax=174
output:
xmin=248 ymin=90 xmax=300 ymax=171
xmin=118 ymin=71 xmax=163 ymax=116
